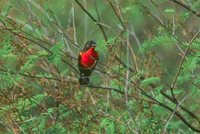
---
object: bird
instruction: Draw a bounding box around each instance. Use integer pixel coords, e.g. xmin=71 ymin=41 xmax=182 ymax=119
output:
xmin=78 ymin=40 xmax=99 ymax=85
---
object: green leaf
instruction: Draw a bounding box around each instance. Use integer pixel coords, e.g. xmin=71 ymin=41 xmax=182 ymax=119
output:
xmin=38 ymin=50 xmax=49 ymax=56
xmin=141 ymin=77 xmax=160 ymax=86
xmin=96 ymin=37 xmax=116 ymax=53
xmin=173 ymin=89 xmax=184 ymax=95
xmin=46 ymin=123 xmax=67 ymax=134
xmin=119 ymin=124 xmax=126 ymax=134
xmin=154 ymin=85 xmax=163 ymax=93
xmin=164 ymin=8 xmax=175 ymax=14
xmin=20 ymin=55 xmax=39 ymax=72
xmin=177 ymin=74 xmax=191 ymax=85
xmin=180 ymin=12 xmax=190 ymax=21
xmin=122 ymin=7 xmax=132 ymax=14
xmin=48 ymin=42 xmax=63 ymax=65
xmin=0 ymin=36 xmax=13 ymax=58
xmin=0 ymin=72 xmax=16 ymax=89
xmin=183 ymin=55 xmax=199 ymax=72
xmin=1 ymin=0 xmax=15 ymax=17
xmin=139 ymin=34 xmax=176 ymax=52
xmin=96 ymin=39 xmax=107 ymax=53
xmin=100 ymin=118 xmax=115 ymax=134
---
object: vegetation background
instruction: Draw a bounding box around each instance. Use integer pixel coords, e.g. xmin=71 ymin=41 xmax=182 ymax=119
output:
xmin=0 ymin=0 xmax=200 ymax=133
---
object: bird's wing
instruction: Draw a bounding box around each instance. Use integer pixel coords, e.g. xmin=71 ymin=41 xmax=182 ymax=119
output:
xmin=78 ymin=52 xmax=82 ymax=68
xmin=91 ymin=57 xmax=98 ymax=71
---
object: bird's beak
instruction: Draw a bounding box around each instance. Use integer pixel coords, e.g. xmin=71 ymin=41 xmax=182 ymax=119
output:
xmin=92 ymin=43 xmax=96 ymax=47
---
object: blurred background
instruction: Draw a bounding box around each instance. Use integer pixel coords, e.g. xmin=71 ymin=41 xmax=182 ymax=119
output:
xmin=0 ymin=0 xmax=200 ymax=133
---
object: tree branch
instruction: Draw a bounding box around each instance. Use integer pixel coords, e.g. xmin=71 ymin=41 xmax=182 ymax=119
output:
xmin=170 ymin=31 xmax=200 ymax=101
xmin=170 ymin=0 xmax=200 ymax=18
xmin=0 ymin=67 xmax=76 ymax=83
xmin=75 ymin=0 xmax=108 ymax=41
xmin=86 ymin=84 xmax=125 ymax=94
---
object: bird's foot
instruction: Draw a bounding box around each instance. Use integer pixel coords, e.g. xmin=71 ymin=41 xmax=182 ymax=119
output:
xmin=79 ymin=76 xmax=90 ymax=86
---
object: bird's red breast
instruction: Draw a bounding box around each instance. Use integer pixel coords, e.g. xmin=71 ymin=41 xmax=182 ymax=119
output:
xmin=79 ymin=47 xmax=98 ymax=68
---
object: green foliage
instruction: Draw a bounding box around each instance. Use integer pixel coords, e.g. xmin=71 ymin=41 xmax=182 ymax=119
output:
xmin=110 ymin=80 xmax=123 ymax=99
xmin=192 ymin=38 xmax=200 ymax=49
xmin=183 ymin=56 xmax=198 ymax=72
xmin=139 ymin=34 xmax=177 ymax=52
xmin=45 ymin=123 xmax=67 ymax=134
xmin=0 ymin=0 xmax=15 ymax=17
xmin=48 ymin=42 xmax=64 ymax=66
xmin=0 ymin=35 xmax=21 ymax=88
xmin=0 ymin=72 xmax=14 ymax=89
xmin=164 ymin=8 xmax=175 ymax=14
xmin=0 ymin=37 xmax=13 ymax=58
xmin=100 ymin=118 xmax=115 ymax=134
xmin=141 ymin=76 xmax=160 ymax=86
xmin=17 ymin=94 xmax=46 ymax=111
xmin=122 ymin=4 xmax=143 ymax=25
xmin=141 ymin=117 xmax=162 ymax=133
xmin=20 ymin=54 xmax=40 ymax=72
xmin=192 ymin=1 xmax=200 ymax=9
xmin=180 ymin=12 xmax=190 ymax=21
xmin=96 ymin=37 xmax=116 ymax=54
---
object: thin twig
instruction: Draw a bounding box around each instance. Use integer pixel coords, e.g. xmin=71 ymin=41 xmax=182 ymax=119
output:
xmin=161 ymin=90 xmax=200 ymax=124
xmin=85 ymin=84 xmax=125 ymax=94
xmin=169 ymin=0 xmax=200 ymax=18
xmin=164 ymin=92 xmax=194 ymax=134
xmin=0 ymin=18 xmax=79 ymax=73
xmin=125 ymin=37 xmax=130 ymax=102
xmin=0 ymin=67 xmax=76 ymax=83
xmin=72 ymin=2 xmax=78 ymax=45
xmin=170 ymin=31 xmax=200 ymax=101
xmin=75 ymin=0 xmax=108 ymax=41
xmin=107 ymin=0 xmax=125 ymax=30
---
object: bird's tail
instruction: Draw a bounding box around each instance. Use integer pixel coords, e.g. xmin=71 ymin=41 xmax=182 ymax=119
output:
xmin=79 ymin=76 xmax=90 ymax=85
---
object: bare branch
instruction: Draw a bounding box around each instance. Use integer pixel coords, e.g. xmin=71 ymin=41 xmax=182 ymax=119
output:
xmin=170 ymin=31 xmax=200 ymax=101
xmin=170 ymin=0 xmax=200 ymax=18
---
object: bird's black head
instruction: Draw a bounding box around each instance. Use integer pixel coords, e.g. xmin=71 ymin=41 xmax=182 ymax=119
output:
xmin=83 ymin=40 xmax=96 ymax=51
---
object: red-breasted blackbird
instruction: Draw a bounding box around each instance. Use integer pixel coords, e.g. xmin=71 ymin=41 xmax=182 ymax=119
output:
xmin=78 ymin=40 xmax=99 ymax=85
